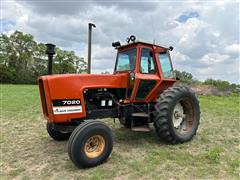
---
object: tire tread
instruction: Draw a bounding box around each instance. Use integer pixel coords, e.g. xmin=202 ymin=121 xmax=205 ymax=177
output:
xmin=153 ymin=85 xmax=200 ymax=144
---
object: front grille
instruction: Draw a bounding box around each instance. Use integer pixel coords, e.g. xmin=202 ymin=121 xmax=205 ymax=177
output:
xmin=39 ymin=79 xmax=48 ymax=116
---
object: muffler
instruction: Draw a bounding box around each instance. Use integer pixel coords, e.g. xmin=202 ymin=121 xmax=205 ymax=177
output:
xmin=87 ymin=23 xmax=96 ymax=74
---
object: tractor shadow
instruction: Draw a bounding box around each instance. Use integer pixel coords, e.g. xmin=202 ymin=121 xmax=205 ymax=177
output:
xmin=41 ymin=121 xmax=166 ymax=163
xmin=110 ymin=123 xmax=165 ymax=147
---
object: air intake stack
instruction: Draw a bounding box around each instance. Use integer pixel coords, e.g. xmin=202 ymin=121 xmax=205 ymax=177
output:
xmin=45 ymin=43 xmax=56 ymax=75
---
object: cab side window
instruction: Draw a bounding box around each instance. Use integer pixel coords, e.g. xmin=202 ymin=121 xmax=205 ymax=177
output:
xmin=158 ymin=52 xmax=174 ymax=78
xmin=140 ymin=48 xmax=156 ymax=74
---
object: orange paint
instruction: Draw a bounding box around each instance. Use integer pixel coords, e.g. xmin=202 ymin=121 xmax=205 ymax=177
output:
xmin=38 ymin=42 xmax=176 ymax=123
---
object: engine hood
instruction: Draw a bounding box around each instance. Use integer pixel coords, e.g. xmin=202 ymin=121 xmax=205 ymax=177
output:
xmin=39 ymin=73 xmax=129 ymax=98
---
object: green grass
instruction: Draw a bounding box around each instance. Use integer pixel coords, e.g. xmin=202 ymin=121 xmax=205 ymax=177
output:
xmin=1 ymin=84 xmax=239 ymax=179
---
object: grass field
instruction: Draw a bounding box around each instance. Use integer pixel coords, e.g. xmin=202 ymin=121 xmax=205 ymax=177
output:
xmin=0 ymin=84 xmax=239 ymax=180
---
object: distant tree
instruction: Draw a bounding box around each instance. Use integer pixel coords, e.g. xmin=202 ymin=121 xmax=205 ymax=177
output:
xmin=53 ymin=49 xmax=75 ymax=74
xmin=32 ymin=43 xmax=48 ymax=77
xmin=203 ymin=79 xmax=231 ymax=90
xmin=53 ymin=49 xmax=87 ymax=74
xmin=101 ymin=71 xmax=110 ymax=74
xmin=76 ymin=57 xmax=87 ymax=73
xmin=175 ymin=70 xmax=199 ymax=84
xmin=0 ymin=33 xmax=16 ymax=83
xmin=0 ymin=31 xmax=87 ymax=84
xmin=0 ymin=31 xmax=37 ymax=83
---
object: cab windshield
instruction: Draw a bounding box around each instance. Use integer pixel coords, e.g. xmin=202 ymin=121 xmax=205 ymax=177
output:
xmin=115 ymin=48 xmax=136 ymax=72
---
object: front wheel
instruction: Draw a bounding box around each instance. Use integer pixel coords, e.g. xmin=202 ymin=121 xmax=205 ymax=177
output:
xmin=154 ymin=86 xmax=200 ymax=144
xmin=68 ymin=121 xmax=113 ymax=168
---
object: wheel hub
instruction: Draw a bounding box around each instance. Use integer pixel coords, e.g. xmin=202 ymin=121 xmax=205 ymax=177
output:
xmin=173 ymin=103 xmax=185 ymax=128
xmin=84 ymin=135 xmax=105 ymax=158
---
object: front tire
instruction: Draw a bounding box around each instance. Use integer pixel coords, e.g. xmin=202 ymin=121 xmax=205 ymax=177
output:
xmin=154 ymin=86 xmax=200 ymax=144
xmin=68 ymin=121 xmax=113 ymax=168
xmin=46 ymin=122 xmax=71 ymax=141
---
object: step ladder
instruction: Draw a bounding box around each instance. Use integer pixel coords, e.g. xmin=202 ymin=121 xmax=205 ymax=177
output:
xmin=131 ymin=104 xmax=151 ymax=132
xmin=131 ymin=125 xmax=151 ymax=132
xmin=132 ymin=112 xmax=149 ymax=117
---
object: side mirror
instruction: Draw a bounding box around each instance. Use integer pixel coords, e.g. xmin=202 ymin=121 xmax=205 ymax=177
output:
xmin=173 ymin=71 xmax=179 ymax=80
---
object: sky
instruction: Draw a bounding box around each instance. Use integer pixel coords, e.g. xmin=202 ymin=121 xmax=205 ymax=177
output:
xmin=1 ymin=0 xmax=240 ymax=83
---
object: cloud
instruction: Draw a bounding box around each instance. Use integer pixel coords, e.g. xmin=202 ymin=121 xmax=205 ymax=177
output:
xmin=18 ymin=1 xmax=90 ymax=15
xmin=200 ymin=53 xmax=230 ymax=65
xmin=224 ymin=43 xmax=240 ymax=55
xmin=1 ymin=0 xmax=240 ymax=83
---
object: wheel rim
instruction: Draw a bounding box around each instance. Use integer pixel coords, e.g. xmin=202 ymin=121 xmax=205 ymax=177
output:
xmin=173 ymin=103 xmax=185 ymax=128
xmin=172 ymin=98 xmax=195 ymax=134
xmin=84 ymin=135 xmax=105 ymax=158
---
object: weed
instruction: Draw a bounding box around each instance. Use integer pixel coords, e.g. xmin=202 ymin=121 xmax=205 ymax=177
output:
xmin=206 ymin=147 xmax=223 ymax=163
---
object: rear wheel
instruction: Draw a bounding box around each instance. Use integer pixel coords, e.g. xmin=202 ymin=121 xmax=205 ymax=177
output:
xmin=68 ymin=121 xmax=113 ymax=168
xmin=154 ymin=86 xmax=200 ymax=144
xmin=46 ymin=122 xmax=71 ymax=141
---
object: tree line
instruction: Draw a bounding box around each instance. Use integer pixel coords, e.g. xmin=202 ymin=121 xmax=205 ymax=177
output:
xmin=0 ymin=31 xmax=87 ymax=84
xmin=175 ymin=70 xmax=239 ymax=91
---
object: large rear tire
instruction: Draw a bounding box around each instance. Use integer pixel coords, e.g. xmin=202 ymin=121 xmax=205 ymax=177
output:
xmin=46 ymin=122 xmax=71 ymax=141
xmin=154 ymin=86 xmax=200 ymax=144
xmin=68 ymin=121 xmax=113 ymax=168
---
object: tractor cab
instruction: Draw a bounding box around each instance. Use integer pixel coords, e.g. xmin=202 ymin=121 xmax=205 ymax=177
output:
xmin=113 ymin=39 xmax=176 ymax=102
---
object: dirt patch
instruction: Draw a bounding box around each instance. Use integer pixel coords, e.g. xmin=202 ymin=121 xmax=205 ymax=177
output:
xmin=174 ymin=82 xmax=233 ymax=96
xmin=190 ymin=85 xmax=232 ymax=96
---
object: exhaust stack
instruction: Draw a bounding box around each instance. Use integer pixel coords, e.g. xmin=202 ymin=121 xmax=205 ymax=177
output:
xmin=45 ymin=43 xmax=56 ymax=75
xmin=87 ymin=23 xmax=96 ymax=74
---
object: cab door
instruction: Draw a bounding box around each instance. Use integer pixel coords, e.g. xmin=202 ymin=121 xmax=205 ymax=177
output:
xmin=130 ymin=45 xmax=160 ymax=102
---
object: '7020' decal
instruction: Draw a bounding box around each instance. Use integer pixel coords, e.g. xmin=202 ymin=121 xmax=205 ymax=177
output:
xmin=52 ymin=99 xmax=82 ymax=114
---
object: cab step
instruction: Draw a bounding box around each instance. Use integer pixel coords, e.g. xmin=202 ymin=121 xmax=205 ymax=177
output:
xmin=131 ymin=112 xmax=149 ymax=117
xmin=131 ymin=125 xmax=151 ymax=132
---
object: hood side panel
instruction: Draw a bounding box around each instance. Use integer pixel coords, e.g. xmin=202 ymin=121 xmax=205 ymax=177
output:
xmin=39 ymin=74 xmax=128 ymax=123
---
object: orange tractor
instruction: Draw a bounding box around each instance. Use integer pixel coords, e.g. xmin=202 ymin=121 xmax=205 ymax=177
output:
xmin=38 ymin=34 xmax=200 ymax=168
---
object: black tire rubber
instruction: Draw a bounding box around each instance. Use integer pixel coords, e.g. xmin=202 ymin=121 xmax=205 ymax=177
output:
xmin=68 ymin=121 xmax=113 ymax=168
xmin=118 ymin=116 xmax=131 ymax=128
xmin=46 ymin=122 xmax=71 ymax=141
xmin=68 ymin=121 xmax=96 ymax=161
xmin=153 ymin=85 xmax=200 ymax=144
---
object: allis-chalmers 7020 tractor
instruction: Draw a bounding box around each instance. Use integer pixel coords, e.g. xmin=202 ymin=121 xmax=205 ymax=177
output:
xmin=38 ymin=35 xmax=200 ymax=168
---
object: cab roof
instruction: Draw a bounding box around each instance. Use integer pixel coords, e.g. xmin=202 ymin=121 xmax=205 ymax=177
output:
xmin=116 ymin=41 xmax=171 ymax=51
